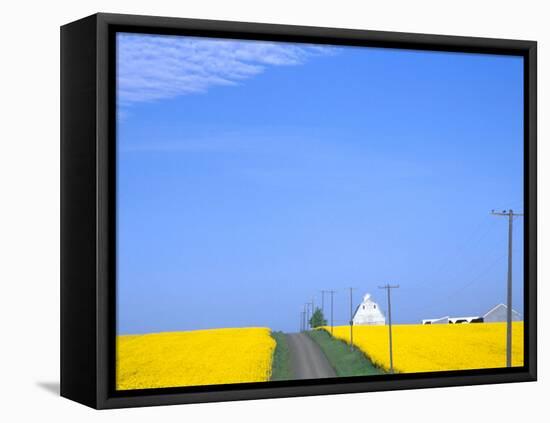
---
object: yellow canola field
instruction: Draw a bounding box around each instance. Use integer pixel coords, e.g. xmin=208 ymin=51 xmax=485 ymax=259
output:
xmin=117 ymin=327 xmax=275 ymax=390
xmin=325 ymin=322 xmax=523 ymax=373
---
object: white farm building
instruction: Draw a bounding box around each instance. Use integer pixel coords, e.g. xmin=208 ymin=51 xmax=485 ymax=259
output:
xmin=483 ymin=303 xmax=522 ymax=322
xmin=422 ymin=303 xmax=521 ymax=324
xmin=422 ymin=316 xmax=483 ymax=325
xmin=352 ymin=294 xmax=386 ymax=325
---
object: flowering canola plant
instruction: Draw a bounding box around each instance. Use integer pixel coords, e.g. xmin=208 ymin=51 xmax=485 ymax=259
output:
xmin=117 ymin=327 xmax=275 ymax=390
xmin=325 ymin=322 xmax=523 ymax=373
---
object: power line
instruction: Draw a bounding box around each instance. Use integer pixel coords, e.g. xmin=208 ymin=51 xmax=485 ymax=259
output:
xmin=410 ymin=217 xmax=499 ymax=295
xmin=400 ymin=221 xmax=508 ymax=319
xmin=378 ymin=284 xmax=399 ymax=373
xmin=320 ymin=290 xmax=327 ymax=315
xmin=491 ymin=209 xmax=523 ymax=367
xmin=492 ymin=200 xmax=524 ymax=213
xmin=417 ymin=249 xmax=509 ymax=316
xmin=434 ymin=218 xmax=500 ymax=286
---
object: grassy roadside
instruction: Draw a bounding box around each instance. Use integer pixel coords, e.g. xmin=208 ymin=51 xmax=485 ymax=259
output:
xmin=270 ymin=331 xmax=292 ymax=381
xmin=307 ymin=329 xmax=384 ymax=377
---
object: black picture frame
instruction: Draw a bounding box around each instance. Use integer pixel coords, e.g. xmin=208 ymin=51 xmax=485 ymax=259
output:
xmin=60 ymin=12 xmax=537 ymax=409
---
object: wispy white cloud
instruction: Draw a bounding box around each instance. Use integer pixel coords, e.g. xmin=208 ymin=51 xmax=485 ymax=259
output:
xmin=117 ymin=33 xmax=334 ymax=105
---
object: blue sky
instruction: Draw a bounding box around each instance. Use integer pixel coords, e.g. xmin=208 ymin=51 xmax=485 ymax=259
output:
xmin=116 ymin=33 xmax=524 ymax=334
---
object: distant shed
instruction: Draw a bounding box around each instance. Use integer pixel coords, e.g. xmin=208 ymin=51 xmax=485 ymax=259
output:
xmin=421 ymin=303 xmax=522 ymax=324
xmin=483 ymin=303 xmax=522 ymax=322
xmin=422 ymin=316 xmax=449 ymax=324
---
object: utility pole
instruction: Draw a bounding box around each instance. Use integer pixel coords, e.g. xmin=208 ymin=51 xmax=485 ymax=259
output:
xmin=491 ymin=209 xmax=523 ymax=367
xmin=304 ymin=303 xmax=309 ymax=331
xmin=378 ymin=284 xmax=399 ymax=373
xmin=307 ymin=302 xmax=313 ymax=329
xmin=348 ymin=287 xmax=356 ymax=351
xmin=320 ymin=290 xmax=327 ymax=315
xmin=311 ymin=297 xmax=316 ymax=327
xmin=328 ymin=290 xmax=336 ymax=335
xmin=300 ymin=311 xmax=305 ymax=332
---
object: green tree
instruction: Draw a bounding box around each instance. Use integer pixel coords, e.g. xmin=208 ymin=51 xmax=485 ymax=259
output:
xmin=309 ymin=307 xmax=327 ymax=328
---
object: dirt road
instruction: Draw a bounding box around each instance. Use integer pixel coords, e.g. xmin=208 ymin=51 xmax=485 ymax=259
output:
xmin=286 ymin=333 xmax=337 ymax=379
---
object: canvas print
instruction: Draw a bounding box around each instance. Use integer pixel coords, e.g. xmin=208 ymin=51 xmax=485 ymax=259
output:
xmin=115 ymin=32 xmax=525 ymax=390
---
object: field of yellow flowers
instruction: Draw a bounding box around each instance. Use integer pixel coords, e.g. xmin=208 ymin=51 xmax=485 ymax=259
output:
xmin=117 ymin=327 xmax=275 ymax=390
xmin=326 ymin=322 xmax=523 ymax=373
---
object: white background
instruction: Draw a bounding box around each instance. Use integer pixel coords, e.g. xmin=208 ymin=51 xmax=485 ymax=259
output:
xmin=1 ymin=0 xmax=546 ymax=421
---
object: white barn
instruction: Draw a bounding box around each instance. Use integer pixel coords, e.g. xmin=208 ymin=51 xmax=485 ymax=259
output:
xmin=352 ymin=294 xmax=386 ymax=325
xmin=483 ymin=304 xmax=522 ymax=322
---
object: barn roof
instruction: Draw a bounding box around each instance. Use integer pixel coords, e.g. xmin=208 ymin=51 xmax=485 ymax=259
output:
xmin=483 ymin=303 xmax=521 ymax=317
